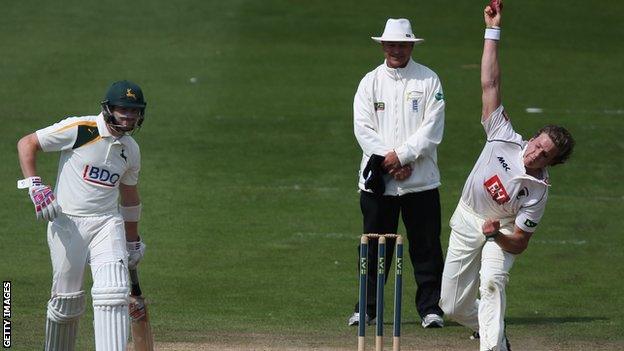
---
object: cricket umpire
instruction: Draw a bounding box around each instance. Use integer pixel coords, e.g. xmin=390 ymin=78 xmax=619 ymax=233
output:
xmin=16 ymin=80 xmax=148 ymax=350
xmin=438 ymin=2 xmax=575 ymax=350
xmin=348 ymin=18 xmax=446 ymax=328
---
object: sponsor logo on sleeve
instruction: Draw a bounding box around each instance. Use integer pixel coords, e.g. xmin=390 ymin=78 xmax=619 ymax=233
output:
xmin=82 ymin=165 xmax=120 ymax=187
xmin=484 ymin=175 xmax=510 ymax=204
xmin=435 ymin=91 xmax=444 ymax=101
xmin=524 ymin=219 xmax=538 ymax=228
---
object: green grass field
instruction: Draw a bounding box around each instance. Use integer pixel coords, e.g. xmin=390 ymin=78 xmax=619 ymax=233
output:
xmin=1 ymin=0 xmax=623 ymax=350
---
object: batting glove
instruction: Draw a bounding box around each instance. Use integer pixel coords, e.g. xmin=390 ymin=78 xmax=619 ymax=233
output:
xmin=18 ymin=176 xmax=61 ymax=221
xmin=127 ymin=239 xmax=146 ymax=269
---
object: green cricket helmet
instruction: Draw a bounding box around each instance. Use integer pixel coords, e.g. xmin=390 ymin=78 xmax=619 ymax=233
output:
xmin=101 ymin=80 xmax=147 ymax=134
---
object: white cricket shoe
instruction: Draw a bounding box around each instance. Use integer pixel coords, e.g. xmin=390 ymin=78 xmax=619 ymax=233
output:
xmin=471 ymin=330 xmax=511 ymax=350
xmin=421 ymin=313 xmax=444 ymax=328
xmin=347 ymin=312 xmax=373 ymax=326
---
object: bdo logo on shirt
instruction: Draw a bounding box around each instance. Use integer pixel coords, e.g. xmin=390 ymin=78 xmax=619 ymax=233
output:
xmin=82 ymin=165 xmax=120 ymax=187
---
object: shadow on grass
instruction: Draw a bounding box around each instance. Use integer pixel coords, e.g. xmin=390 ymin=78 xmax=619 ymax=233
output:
xmin=400 ymin=316 xmax=608 ymax=327
xmin=506 ymin=316 xmax=608 ymax=325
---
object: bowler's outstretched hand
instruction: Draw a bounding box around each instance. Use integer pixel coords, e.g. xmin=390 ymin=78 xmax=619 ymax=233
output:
xmin=485 ymin=0 xmax=503 ymax=27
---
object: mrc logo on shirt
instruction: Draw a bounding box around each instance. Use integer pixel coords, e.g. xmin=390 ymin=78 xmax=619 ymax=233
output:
xmin=82 ymin=165 xmax=120 ymax=187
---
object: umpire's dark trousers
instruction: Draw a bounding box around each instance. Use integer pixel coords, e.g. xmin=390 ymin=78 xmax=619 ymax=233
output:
xmin=354 ymin=189 xmax=444 ymax=319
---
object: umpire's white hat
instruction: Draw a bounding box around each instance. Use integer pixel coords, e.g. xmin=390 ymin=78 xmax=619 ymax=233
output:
xmin=371 ymin=18 xmax=424 ymax=44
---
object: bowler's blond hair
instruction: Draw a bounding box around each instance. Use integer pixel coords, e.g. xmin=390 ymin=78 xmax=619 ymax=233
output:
xmin=533 ymin=125 xmax=575 ymax=166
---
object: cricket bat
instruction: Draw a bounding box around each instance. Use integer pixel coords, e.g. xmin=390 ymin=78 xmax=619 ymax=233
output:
xmin=128 ymin=268 xmax=154 ymax=351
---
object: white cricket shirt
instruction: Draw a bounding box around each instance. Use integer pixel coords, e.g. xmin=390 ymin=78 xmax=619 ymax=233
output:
xmin=354 ymin=59 xmax=445 ymax=195
xmin=460 ymin=105 xmax=549 ymax=232
xmin=36 ymin=113 xmax=140 ymax=216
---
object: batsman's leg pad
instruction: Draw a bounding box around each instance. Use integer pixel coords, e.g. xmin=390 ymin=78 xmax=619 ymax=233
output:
xmin=45 ymin=290 xmax=86 ymax=351
xmin=92 ymin=261 xmax=130 ymax=351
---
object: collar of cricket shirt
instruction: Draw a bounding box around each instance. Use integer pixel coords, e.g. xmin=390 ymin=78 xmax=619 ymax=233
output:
xmin=96 ymin=113 xmax=127 ymax=144
xmin=382 ymin=58 xmax=415 ymax=81
xmin=96 ymin=113 xmax=114 ymax=138
xmin=517 ymin=143 xmax=551 ymax=186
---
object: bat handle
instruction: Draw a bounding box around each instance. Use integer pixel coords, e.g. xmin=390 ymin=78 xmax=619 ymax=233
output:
xmin=129 ymin=268 xmax=143 ymax=296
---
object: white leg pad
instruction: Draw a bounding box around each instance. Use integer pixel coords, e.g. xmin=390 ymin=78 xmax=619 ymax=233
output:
xmin=92 ymin=261 xmax=130 ymax=351
xmin=45 ymin=291 xmax=86 ymax=351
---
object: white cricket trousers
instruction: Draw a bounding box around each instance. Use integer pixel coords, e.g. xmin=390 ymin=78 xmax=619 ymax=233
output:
xmin=46 ymin=213 xmax=129 ymax=351
xmin=48 ymin=213 xmax=128 ymax=294
xmin=439 ymin=201 xmax=515 ymax=351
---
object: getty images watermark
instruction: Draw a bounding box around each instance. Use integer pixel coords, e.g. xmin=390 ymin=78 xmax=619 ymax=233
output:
xmin=3 ymin=281 xmax=10 ymax=348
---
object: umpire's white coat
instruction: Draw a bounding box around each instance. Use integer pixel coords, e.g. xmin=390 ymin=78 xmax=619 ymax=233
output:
xmin=354 ymin=58 xmax=445 ymax=196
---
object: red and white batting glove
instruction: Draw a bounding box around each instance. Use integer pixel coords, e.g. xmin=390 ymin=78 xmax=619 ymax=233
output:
xmin=129 ymin=295 xmax=147 ymax=320
xmin=18 ymin=176 xmax=61 ymax=221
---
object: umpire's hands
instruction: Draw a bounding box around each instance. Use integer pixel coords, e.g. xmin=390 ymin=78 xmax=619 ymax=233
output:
xmin=382 ymin=151 xmax=402 ymax=171
xmin=127 ymin=239 xmax=146 ymax=269
xmin=389 ymin=165 xmax=412 ymax=181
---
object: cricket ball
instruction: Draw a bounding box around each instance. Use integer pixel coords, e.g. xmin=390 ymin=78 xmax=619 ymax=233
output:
xmin=489 ymin=0 xmax=503 ymax=14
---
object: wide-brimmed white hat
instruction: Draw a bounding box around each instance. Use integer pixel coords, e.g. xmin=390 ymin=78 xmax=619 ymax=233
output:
xmin=371 ymin=18 xmax=424 ymax=44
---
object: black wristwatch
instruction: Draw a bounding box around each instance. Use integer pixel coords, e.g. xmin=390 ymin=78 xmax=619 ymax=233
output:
xmin=486 ymin=231 xmax=500 ymax=242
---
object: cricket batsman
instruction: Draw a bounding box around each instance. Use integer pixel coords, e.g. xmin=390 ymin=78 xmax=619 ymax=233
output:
xmin=16 ymin=80 xmax=148 ymax=350
xmin=438 ymin=2 xmax=575 ymax=350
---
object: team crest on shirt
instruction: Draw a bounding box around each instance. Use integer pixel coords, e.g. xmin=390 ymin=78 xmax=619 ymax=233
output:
xmin=484 ymin=175 xmax=510 ymax=204
xmin=374 ymin=102 xmax=385 ymax=111
xmin=83 ymin=165 xmax=120 ymax=187
xmin=516 ymin=187 xmax=529 ymax=199
xmin=407 ymin=91 xmax=421 ymax=112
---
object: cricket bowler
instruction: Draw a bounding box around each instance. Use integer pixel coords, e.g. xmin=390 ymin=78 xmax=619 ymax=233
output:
xmin=438 ymin=2 xmax=575 ymax=350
